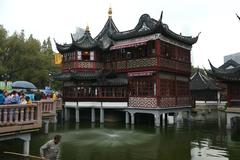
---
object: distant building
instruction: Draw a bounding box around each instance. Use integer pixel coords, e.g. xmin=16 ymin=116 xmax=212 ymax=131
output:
xmin=190 ymin=70 xmax=220 ymax=102
xmin=72 ymin=27 xmax=85 ymax=41
xmin=224 ymin=52 xmax=240 ymax=64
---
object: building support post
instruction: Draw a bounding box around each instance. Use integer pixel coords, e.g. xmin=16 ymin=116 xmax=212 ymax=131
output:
xmin=154 ymin=113 xmax=160 ymax=127
xmin=130 ymin=113 xmax=135 ymax=125
xmin=18 ymin=134 xmax=31 ymax=155
xmin=43 ymin=120 xmax=49 ymax=134
xmin=226 ymin=113 xmax=232 ymax=129
xmin=91 ymin=108 xmax=95 ymax=123
xmin=100 ymin=108 xmax=104 ymax=124
xmin=217 ymin=91 xmax=221 ymax=106
xmin=64 ymin=107 xmax=68 ymax=122
xmin=75 ymin=108 xmax=79 ymax=123
xmin=161 ymin=113 xmax=165 ymax=126
xmin=125 ymin=111 xmax=129 ymax=124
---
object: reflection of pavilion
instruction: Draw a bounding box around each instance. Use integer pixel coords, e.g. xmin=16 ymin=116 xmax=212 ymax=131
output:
xmin=208 ymin=59 xmax=240 ymax=129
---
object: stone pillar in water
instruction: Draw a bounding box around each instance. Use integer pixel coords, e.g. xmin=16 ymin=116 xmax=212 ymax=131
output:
xmin=154 ymin=113 xmax=160 ymax=127
xmin=43 ymin=120 xmax=49 ymax=134
xmin=64 ymin=107 xmax=68 ymax=121
xmin=18 ymin=133 xmax=31 ymax=155
xmin=125 ymin=111 xmax=129 ymax=124
xmin=161 ymin=113 xmax=165 ymax=126
xmin=91 ymin=108 xmax=95 ymax=123
xmin=217 ymin=91 xmax=221 ymax=105
xmin=100 ymin=108 xmax=104 ymax=123
xmin=75 ymin=108 xmax=79 ymax=123
xmin=130 ymin=113 xmax=135 ymax=125
xmin=226 ymin=113 xmax=232 ymax=129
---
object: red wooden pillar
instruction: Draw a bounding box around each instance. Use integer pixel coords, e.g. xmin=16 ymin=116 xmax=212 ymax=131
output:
xmin=157 ymin=77 xmax=160 ymax=107
xmin=175 ymin=76 xmax=177 ymax=106
xmin=227 ymin=83 xmax=230 ymax=106
xmin=155 ymin=39 xmax=161 ymax=68
xmin=93 ymin=51 xmax=96 ymax=69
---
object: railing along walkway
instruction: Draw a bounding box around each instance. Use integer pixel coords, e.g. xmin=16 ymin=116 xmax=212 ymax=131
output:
xmin=0 ymin=104 xmax=42 ymax=135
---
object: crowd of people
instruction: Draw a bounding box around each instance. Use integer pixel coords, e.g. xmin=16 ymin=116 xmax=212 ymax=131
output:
xmin=0 ymin=89 xmax=61 ymax=105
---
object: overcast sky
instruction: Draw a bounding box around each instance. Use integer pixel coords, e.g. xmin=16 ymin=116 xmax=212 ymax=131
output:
xmin=0 ymin=0 xmax=240 ymax=68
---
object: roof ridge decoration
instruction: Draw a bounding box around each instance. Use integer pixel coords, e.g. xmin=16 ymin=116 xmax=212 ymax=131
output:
xmin=236 ymin=13 xmax=240 ymax=21
xmin=208 ymin=59 xmax=240 ymax=81
xmin=110 ymin=11 xmax=199 ymax=45
xmin=190 ymin=69 xmax=219 ymax=90
xmin=219 ymin=59 xmax=240 ymax=69
xmin=94 ymin=6 xmax=119 ymax=50
xmin=108 ymin=6 xmax=112 ymax=17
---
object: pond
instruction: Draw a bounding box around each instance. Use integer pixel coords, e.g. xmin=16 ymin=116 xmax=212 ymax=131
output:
xmin=1 ymin=111 xmax=240 ymax=160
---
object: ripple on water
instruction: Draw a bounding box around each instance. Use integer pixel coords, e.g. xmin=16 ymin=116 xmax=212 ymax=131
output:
xmin=61 ymin=128 xmax=155 ymax=147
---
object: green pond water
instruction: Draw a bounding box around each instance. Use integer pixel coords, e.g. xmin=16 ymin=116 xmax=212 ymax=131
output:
xmin=1 ymin=111 xmax=240 ymax=160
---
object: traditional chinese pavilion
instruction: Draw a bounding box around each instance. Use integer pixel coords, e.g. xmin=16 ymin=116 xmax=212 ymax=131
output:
xmin=208 ymin=59 xmax=240 ymax=128
xmin=54 ymin=8 xmax=199 ymax=126
xmin=208 ymin=59 xmax=240 ymax=107
xmin=190 ymin=69 xmax=220 ymax=102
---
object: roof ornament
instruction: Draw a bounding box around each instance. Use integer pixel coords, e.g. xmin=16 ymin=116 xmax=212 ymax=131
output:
xmin=159 ymin=11 xmax=163 ymax=22
xmin=236 ymin=13 xmax=240 ymax=21
xmin=70 ymin=33 xmax=75 ymax=42
xmin=85 ymin=24 xmax=90 ymax=32
xmin=197 ymin=32 xmax=201 ymax=37
xmin=108 ymin=6 xmax=112 ymax=17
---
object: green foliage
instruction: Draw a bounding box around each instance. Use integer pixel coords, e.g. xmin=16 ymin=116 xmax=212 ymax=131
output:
xmin=0 ymin=25 xmax=61 ymax=89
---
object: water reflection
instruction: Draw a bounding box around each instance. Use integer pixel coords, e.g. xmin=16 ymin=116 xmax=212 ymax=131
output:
xmin=1 ymin=111 xmax=240 ymax=160
xmin=191 ymin=139 xmax=229 ymax=160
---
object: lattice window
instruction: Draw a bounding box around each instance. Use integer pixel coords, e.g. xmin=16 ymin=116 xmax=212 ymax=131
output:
xmin=90 ymin=51 xmax=94 ymax=60
xmin=77 ymin=51 xmax=82 ymax=60
xmin=160 ymin=79 xmax=175 ymax=97
xmin=129 ymin=77 xmax=155 ymax=97
xmin=82 ymin=51 xmax=90 ymax=61
xmin=176 ymin=81 xmax=189 ymax=96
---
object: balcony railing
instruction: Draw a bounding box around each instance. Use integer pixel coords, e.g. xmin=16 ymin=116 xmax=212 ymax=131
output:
xmin=0 ymin=104 xmax=42 ymax=135
xmin=55 ymin=98 xmax=63 ymax=110
xmin=35 ymin=100 xmax=57 ymax=118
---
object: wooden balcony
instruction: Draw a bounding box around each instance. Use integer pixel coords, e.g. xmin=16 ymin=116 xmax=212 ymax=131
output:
xmin=128 ymin=96 xmax=191 ymax=108
xmin=63 ymin=61 xmax=103 ymax=70
xmin=0 ymin=104 xmax=42 ymax=135
xmin=158 ymin=57 xmax=191 ymax=73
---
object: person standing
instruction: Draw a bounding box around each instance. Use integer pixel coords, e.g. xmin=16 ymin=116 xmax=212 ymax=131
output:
xmin=40 ymin=135 xmax=61 ymax=160
xmin=0 ymin=89 xmax=5 ymax=105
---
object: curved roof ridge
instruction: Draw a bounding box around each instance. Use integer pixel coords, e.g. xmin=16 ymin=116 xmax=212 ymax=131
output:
xmin=219 ymin=59 xmax=240 ymax=69
xmin=95 ymin=16 xmax=119 ymax=41
xmin=110 ymin=12 xmax=199 ymax=45
xmin=74 ymin=31 xmax=98 ymax=49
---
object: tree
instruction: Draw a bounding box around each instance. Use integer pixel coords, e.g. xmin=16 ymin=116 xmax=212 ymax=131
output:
xmin=0 ymin=25 xmax=61 ymax=89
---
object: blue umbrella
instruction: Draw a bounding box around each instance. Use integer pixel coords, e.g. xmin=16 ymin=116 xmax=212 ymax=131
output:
xmin=12 ymin=81 xmax=37 ymax=89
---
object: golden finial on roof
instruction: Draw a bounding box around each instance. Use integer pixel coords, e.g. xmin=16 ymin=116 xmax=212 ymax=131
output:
xmin=108 ymin=6 xmax=112 ymax=17
xmin=85 ymin=24 xmax=90 ymax=32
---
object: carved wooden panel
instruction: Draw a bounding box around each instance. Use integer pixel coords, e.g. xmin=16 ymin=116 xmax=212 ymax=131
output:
xmin=96 ymin=63 xmax=104 ymax=69
xmin=159 ymin=97 xmax=176 ymax=108
xmin=159 ymin=57 xmax=190 ymax=73
xmin=177 ymin=97 xmax=190 ymax=106
xmin=127 ymin=58 xmax=157 ymax=69
xmin=75 ymin=62 xmax=94 ymax=69
xmin=129 ymin=97 xmax=157 ymax=108
xmin=117 ymin=61 xmax=127 ymax=69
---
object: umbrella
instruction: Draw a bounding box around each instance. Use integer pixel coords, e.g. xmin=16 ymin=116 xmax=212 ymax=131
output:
xmin=12 ymin=81 xmax=37 ymax=89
